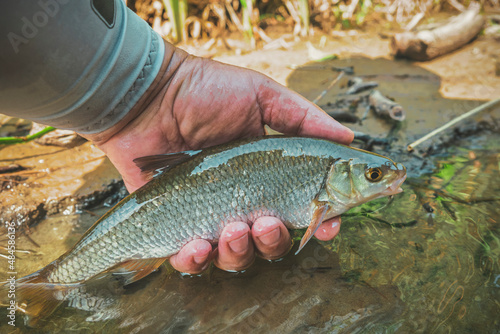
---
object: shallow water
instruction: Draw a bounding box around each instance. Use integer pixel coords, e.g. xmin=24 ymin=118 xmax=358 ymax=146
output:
xmin=1 ymin=58 xmax=499 ymax=333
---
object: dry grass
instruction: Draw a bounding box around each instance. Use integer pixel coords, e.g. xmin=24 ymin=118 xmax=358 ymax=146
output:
xmin=127 ymin=0 xmax=499 ymax=44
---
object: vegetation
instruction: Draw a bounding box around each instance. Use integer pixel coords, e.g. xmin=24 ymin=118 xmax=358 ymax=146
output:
xmin=162 ymin=0 xmax=188 ymax=42
xmin=127 ymin=0 xmax=499 ymax=43
xmin=0 ymin=126 xmax=55 ymax=145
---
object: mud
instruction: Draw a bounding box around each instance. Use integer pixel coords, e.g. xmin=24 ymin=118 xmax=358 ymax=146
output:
xmin=0 ymin=141 xmax=124 ymax=229
xmin=211 ymin=26 xmax=500 ymax=101
xmin=287 ymin=56 xmax=500 ymax=178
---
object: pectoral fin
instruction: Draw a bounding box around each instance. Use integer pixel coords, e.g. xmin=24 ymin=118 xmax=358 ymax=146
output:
xmin=133 ymin=150 xmax=202 ymax=181
xmin=110 ymin=257 xmax=168 ymax=285
xmin=295 ymin=202 xmax=330 ymax=255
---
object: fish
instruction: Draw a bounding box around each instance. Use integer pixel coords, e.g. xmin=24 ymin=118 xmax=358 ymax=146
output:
xmin=7 ymin=136 xmax=406 ymax=321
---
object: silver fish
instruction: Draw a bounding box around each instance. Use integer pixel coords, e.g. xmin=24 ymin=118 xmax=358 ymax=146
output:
xmin=11 ymin=136 xmax=406 ymax=320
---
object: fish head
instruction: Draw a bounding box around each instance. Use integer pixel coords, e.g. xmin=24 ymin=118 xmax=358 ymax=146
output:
xmin=324 ymin=154 xmax=407 ymax=211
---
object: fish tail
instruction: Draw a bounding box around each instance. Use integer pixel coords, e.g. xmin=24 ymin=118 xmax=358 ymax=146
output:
xmin=13 ymin=265 xmax=78 ymax=326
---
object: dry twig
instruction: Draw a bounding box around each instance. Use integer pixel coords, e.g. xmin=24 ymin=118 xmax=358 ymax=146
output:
xmin=407 ymin=98 xmax=500 ymax=152
xmin=312 ymin=72 xmax=345 ymax=105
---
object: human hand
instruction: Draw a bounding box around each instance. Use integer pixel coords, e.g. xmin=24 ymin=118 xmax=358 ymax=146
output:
xmin=83 ymin=48 xmax=353 ymax=274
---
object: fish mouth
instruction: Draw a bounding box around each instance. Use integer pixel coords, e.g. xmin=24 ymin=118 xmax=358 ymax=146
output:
xmin=381 ymin=163 xmax=407 ymax=196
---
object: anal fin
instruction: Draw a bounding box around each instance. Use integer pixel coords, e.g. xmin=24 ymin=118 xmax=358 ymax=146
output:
xmin=110 ymin=257 xmax=168 ymax=285
xmin=295 ymin=202 xmax=330 ymax=255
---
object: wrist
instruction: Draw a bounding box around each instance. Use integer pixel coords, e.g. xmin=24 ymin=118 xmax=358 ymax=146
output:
xmin=81 ymin=41 xmax=189 ymax=146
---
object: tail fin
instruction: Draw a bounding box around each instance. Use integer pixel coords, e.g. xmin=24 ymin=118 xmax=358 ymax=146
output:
xmin=12 ymin=269 xmax=80 ymax=326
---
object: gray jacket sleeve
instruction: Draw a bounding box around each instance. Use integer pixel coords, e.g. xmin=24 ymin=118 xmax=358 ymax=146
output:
xmin=0 ymin=0 xmax=165 ymax=134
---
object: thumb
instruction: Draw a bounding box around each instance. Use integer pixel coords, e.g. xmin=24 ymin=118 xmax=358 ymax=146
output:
xmin=255 ymin=76 xmax=354 ymax=145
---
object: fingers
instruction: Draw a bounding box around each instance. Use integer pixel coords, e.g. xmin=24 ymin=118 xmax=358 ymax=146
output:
xmin=214 ymin=222 xmax=255 ymax=271
xmin=251 ymin=217 xmax=292 ymax=260
xmin=170 ymin=217 xmax=340 ymax=275
xmin=314 ymin=216 xmax=341 ymax=241
xmin=256 ymin=77 xmax=354 ymax=145
xmin=214 ymin=218 xmax=292 ymax=271
xmin=169 ymin=239 xmax=212 ymax=274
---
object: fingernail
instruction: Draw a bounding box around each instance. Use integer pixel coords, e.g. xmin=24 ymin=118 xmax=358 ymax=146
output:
xmin=254 ymin=218 xmax=279 ymax=233
xmin=193 ymin=253 xmax=209 ymax=265
xmin=257 ymin=227 xmax=280 ymax=246
xmin=321 ymin=222 xmax=339 ymax=234
xmin=192 ymin=242 xmax=211 ymax=265
xmin=229 ymin=233 xmax=248 ymax=254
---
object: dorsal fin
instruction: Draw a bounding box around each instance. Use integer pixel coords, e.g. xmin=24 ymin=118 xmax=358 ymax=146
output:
xmin=133 ymin=149 xmax=201 ymax=181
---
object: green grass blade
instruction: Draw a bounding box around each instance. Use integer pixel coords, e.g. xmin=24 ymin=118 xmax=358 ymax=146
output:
xmin=0 ymin=126 xmax=56 ymax=145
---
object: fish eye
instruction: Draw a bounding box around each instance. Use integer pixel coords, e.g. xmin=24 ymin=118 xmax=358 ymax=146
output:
xmin=365 ymin=167 xmax=383 ymax=182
